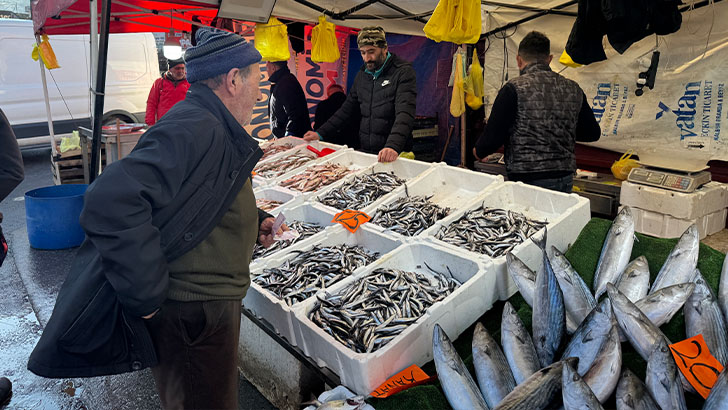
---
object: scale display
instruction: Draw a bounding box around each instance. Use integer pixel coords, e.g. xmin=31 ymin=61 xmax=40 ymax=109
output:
xmin=627 ymin=167 xmax=711 ymax=193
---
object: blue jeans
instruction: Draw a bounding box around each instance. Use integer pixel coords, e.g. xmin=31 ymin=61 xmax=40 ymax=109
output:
xmin=521 ymin=174 xmax=573 ymax=193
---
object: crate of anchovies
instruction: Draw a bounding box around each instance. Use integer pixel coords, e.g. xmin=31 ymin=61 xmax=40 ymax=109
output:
xmin=271 ymin=150 xmax=378 ymax=195
xmin=291 ymin=241 xmax=495 ymax=395
xmin=421 ymin=181 xmax=590 ymax=300
xmin=257 ymin=136 xmax=308 ymax=162
xmin=243 ymin=224 xmax=403 ymax=346
xmin=252 ymin=142 xmax=339 ymax=187
xmin=253 ymin=185 xmax=302 ymax=215
xmin=367 ymin=165 xmax=504 ymax=238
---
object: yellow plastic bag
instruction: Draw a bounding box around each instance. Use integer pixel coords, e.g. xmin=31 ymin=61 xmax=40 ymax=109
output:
xmin=311 ymin=16 xmax=339 ymax=63
xmin=611 ymin=150 xmax=640 ymax=180
xmin=424 ymin=0 xmax=481 ymax=44
xmin=559 ymin=50 xmax=582 ymax=68
xmin=450 ymin=52 xmax=465 ymax=117
xmin=255 ymin=17 xmax=290 ymax=62
xmin=31 ymin=34 xmax=60 ymax=70
xmin=399 ymin=151 xmax=415 ymax=160
xmin=60 ymin=131 xmax=81 ymax=153
xmin=464 ymin=49 xmax=483 ymax=109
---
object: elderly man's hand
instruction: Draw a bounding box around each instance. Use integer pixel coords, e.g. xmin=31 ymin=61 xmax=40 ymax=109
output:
xmin=378 ymin=148 xmax=398 ymax=163
xmin=258 ymin=217 xmax=289 ymax=248
xmin=303 ymin=131 xmax=320 ymax=142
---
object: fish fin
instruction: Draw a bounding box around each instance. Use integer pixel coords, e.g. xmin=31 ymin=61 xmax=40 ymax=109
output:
xmin=531 ymin=226 xmax=548 ymax=250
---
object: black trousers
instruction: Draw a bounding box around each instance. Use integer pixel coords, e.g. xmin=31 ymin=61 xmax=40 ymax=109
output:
xmin=146 ymin=299 xmax=241 ymax=409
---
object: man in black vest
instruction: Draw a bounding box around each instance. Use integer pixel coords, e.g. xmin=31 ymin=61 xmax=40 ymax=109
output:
xmin=266 ymin=60 xmax=311 ymax=138
xmin=474 ymin=31 xmax=600 ymax=193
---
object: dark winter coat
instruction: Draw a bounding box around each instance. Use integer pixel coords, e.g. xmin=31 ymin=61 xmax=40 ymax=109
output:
xmin=268 ymin=66 xmax=311 ymax=138
xmin=0 ymin=109 xmax=24 ymax=202
xmin=314 ymin=91 xmax=360 ymax=148
xmin=27 ymin=83 xmax=267 ymax=378
xmin=317 ymin=53 xmax=416 ymax=154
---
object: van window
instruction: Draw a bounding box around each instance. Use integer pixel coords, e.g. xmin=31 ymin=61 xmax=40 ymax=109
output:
xmin=106 ymin=36 xmax=150 ymax=83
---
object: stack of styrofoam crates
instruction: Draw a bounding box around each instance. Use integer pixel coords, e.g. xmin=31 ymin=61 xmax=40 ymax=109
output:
xmin=619 ymin=181 xmax=728 ymax=239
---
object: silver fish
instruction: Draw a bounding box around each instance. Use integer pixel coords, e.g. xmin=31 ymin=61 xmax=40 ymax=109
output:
xmin=621 ymin=282 xmax=696 ymax=342
xmin=506 ymin=253 xmax=536 ymax=308
xmin=615 ymin=369 xmax=659 ymax=410
xmin=582 ymin=323 xmax=621 ymax=403
xmin=607 ymin=283 xmax=665 ymax=362
xmin=562 ymin=359 xmax=603 ymax=410
xmin=501 ymin=302 xmax=540 ymax=384
xmin=433 ymin=324 xmax=489 ymax=410
xmin=551 ymin=246 xmax=596 ymax=333
xmin=315 ymin=396 xmax=366 ymax=410
xmin=704 ymin=368 xmax=728 ymax=410
xmin=684 ymin=270 xmax=728 ymax=366
xmin=593 ymin=206 xmax=634 ymax=299
xmin=650 ymin=224 xmax=699 ymax=293
xmin=615 ymin=256 xmax=650 ymax=303
xmin=645 ymin=337 xmax=687 ymax=410
xmin=719 ymin=252 xmax=728 ymax=331
xmin=473 ymin=322 xmax=516 ymax=408
xmin=494 ymin=357 xmax=578 ymax=410
xmin=532 ymin=238 xmax=565 ymax=368
xmin=561 ymin=299 xmax=614 ymax=376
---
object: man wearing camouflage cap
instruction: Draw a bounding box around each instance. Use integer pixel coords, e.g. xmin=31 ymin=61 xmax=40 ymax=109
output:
xmin=304 ymin=26 xmax=417 ymax=162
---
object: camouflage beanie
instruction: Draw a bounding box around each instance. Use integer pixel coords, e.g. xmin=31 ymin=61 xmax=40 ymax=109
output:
xmin=357 ymin=26 xmax=387 ymax=48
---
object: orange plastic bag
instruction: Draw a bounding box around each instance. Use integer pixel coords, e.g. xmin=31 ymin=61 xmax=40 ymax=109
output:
xmin=311 ymin=16 xmax=339 ymax=63
xmin=611 ymin=150 xmax=640 ymax=180
xmin=31 ymin=34 xmax=60 ymax=69
xmin=255 ymin=17 xmax=290 ymax=62
xmin=423 ymin=0 xmax=481 ymax=44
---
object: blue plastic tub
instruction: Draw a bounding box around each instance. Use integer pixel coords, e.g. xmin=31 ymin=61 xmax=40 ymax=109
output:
xmin=25 ymin=184 xmax=88 ymax=250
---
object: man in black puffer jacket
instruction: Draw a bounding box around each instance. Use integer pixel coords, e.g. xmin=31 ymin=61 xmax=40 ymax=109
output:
xmin=474 ymin=31 xmax=601 ymax=193
xmin=304 ymin=26 xmax=417 ymax=163
xmin=266 ymin=60 xmax=311 ymax=138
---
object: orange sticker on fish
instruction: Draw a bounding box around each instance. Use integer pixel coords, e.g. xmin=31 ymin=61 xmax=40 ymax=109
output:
xmin=370 ymin=364 xmax=435 ymax=398
xmin=669 ymin=334 xmax=724 ymax=399
xmin=332 ymin=209 xmax=370 ymax=233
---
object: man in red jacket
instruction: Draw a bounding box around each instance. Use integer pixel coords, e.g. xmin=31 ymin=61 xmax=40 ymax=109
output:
xmin=145 ymin=58 xmax=190 ymax=125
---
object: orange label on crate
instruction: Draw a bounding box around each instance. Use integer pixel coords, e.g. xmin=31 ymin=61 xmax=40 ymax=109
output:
xmin=669 ymin=334 xmax=724 ymax=399
xmin=332 ymin=209 xmax=370 ymax=233
xmin=370 ymin=364 xmax=435 ymax=398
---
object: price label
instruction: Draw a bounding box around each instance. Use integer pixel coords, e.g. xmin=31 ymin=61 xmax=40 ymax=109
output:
xmin=332 ymin=209 xmax=370 ymax=233
xmin=370 ymin=364 xmax=435 ymax=398
xmin=669 ymin=334 xmax=724 ymax=399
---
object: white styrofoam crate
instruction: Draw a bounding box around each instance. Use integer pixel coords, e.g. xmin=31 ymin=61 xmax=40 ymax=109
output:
xmin=422 ymin=181 xmax=591 ymax=300
xmin=291 ymin=241 xmax=496 ymax=395
xmin=253 ymin=142 xmax=339 ymax=186
xmin=243 ymin=225 xmax=403 ymax=347
xmin=620 ymin=181 xmax=728 ymax=220
xmin=367 ymin=165 xmax=504 ymax=237
xmin=258 ymin=136 xmax=308 ymax=162
xmin=272 ymin=149 xmax=377 ymax=194
xmin=253 ymin=185 xmax=303 ymax=214
xmin=622 ymin=205 xmax=727 ymax=240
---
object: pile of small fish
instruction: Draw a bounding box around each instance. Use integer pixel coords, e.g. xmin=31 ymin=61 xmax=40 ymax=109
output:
xmin=311 ymin=267 xmax=461 ymax=353
xmin=256 ymin=198 xmax=282 ymax=212
xmin=432 ymin=206 xmax=728 ymax=409
xmin=280 ymin=163 xmax=353 ymax=193
xmin=260 ymin=143 xmax=294 ymax=161
xmin=252 ymin=220 xmax=325 ymax=259
xmin=371 ymin=194 xmax=451 ymax=236
xmin=254 ymin=151 xmax=316 ymax=179
xmin=435 ymin=205 xmax=547 ymax=258
xmin=317 ymin=172 xmax=405 ymax=210
xmin=253 ymin=244 xmax=378 ymax=306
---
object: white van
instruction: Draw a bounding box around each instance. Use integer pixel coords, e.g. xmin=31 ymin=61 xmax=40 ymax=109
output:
xmin=0 ymin=19 xmax=158 ymax=142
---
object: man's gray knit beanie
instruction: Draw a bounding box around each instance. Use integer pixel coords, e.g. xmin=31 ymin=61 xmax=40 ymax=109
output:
xmin=184 ymin=27 xmax=262 ymax=83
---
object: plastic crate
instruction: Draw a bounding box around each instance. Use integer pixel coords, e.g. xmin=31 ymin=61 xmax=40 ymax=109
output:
xmin=620 ymin=181 xmax=728 ymax=220
xmin=253 ymin=186 xmax=302 ymax=214
xmin=271 ymin=149 xmax=377 ymax=194
xmin=253 ymin=143 xmax=336 ymax=186
xmin=622 ymin=205 xmax=727 ymax=240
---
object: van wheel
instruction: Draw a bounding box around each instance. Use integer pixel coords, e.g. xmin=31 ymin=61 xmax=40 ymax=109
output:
xmin=102 ymin=115 xmax=132 ymax=126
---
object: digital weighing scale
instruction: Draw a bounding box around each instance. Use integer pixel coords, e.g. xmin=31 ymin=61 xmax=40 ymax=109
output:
xmin=627 ymin=164 xmax=711 ymax=193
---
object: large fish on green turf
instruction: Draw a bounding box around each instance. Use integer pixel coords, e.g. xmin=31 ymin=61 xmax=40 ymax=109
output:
xmin=494 ymin=357 xmax=578 ymax=410
xmin=607 ymin=283 xmax=665 ymax=362
xmin=617 ymin=282 xmax=695 ymax=342
xmin=561 ymin=299 xmax=614 ymax=376
xmin=615 ymin=369 xmax=659 ymax=410
xmin=433 ymin=324 xmax=488 ymax=410
xmin=704 ymin=368 xmax=728 ymax=410
xmin=649 ymin=224 xmax=699 ymax=293
xmin=532 ymin=232 xmax=565 ymax=368
xmin=562 ymin=359 xmax=603 ymax=410
xmin=551 ymin=246 xmax=596 ymax=333
xmin=582 ymin=323 xmax=621 ymax=403
xmin=684 ymin=271 xmax=728 ymax=366
xmin=473 ymin=322 xmax=516 ymax=408
xmin=593 ymin=206 xmax=634 ymax=299
xmin=501 ymin=302 xmax=540 ymax=384
xmin=506 ymin=253 xmax=536 ymax=307
xmin=645 ymin=337 xmax=687 ymax=410
xmin=614 ymin=256 xmax=650 ymax=302
xmin=719 ymin=252 xmax=728 ymax=325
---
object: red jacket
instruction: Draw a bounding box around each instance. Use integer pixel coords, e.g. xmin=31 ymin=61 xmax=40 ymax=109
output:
xmin=145 ymin=74 xmax=190 ymax=125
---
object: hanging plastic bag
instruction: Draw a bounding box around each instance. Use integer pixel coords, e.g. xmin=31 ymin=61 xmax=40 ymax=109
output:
xmin=424 ymin=0 xmax=481 ymax=44
xmin=464 ymin=49 xmax=484 ymax=109
xmin=255 ymin=17 xmax=290 ymax=62
xmin=311 ymin=16 xmax=339 ymax=63
xmin=559 ymin=49 xmax=583 ymax=68
xmin=31 ymin=34 xmax=60 ymax=69
xmin=450 ymin=49 xmax=466 ymax=117
xmin=611 ymin=150 xmax=640 ymax=180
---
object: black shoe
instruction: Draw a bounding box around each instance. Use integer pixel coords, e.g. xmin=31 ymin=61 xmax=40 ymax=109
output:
xmin=0 ymin=377 xmax=11 ymax=407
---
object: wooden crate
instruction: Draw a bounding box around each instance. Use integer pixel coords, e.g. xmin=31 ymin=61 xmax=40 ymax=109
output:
xmin=51 ymin=142 xmax=106 ymax=185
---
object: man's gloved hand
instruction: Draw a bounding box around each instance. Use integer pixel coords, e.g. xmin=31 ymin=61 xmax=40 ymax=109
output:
xmin=378 ymin=148 xmax=398 ymax=163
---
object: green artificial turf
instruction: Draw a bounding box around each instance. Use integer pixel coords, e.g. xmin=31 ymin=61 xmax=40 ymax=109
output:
xmin=367 ymin=218 xmax=725 ymax=409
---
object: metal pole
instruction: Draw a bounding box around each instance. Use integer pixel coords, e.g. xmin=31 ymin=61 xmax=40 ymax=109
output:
xmin=89 ymin=0 xmax=111 ymax=182
xmin=36 ymin=39 xmax=58 ymax=158
xmin=90 ymin=0 xmax=98 ymax=123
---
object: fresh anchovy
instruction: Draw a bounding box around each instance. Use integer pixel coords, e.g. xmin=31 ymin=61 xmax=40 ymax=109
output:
xmin=532 ymin=239 xmax=565 ymax=368
xmin=506 ymin=253 xmax=536 ymax=307
xmin=704 ymin=368 xmax=728 ymax=410
xmin=372 ymin=193 xmax=450 ymax=236
xmin=561 ymin=299 xmax=614 ymax=376
xmin=582 ymin=323 xmax=621 ymax=403
xmin=433 ymin=324 xmax=489 ymax=410
xmin=607 ymin=283 xmax=666 ymax=362
xmin=620 ymin=282 xmax=695 ymax=342
xmin=254 ymin=244 xmax=378 ymax=306
xmin=684 ymin=270 xmax=728 ymax=365
xmin=312 ymin=268 xmax=459 ymax=354
xmin=615 ymin=256 xmax=650 ymax=303
xmin=551 ymin=246 xmax=596 ymax=333
xmin=254 ymin=151 xmax=317 ymax=179
xmin=650 ymin=224 xmax=699 ymax=293
xmin=562 ymin=358 xmax=603 ymax=410
xmin=256 ymin=198 xmax=283 ymax=212
xmin=317 ymin=171 xmax=405 ymax=210
xmin=593 ymin=206 xmax=634 ymax=299
xmin=436 ymin=204 xmax=547 ymax=258
xmin=615 ymin=369 xmax=659 ymax=410
xmin=494 ymin=357 xmax=578 ymax=410
xmin=645 ymin=337 xmax=687 ymax=410
xmin=501 ymin=302 xmax=540 ymax=385
xmin=473 ymin=322 xmax=516 ymax=408
xmin=280 ymin=163 xmax=353 ymax=193
xmin=719 ymin=252 xmax=728 ymax=331
xmin=252 ymin=220 xmax=324 ymax=259
xmin=260 ymin=142 xmax=294 ymax=161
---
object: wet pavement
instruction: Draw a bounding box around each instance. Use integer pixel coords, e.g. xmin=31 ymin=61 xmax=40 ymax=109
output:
xmin=0 ymin=148 xmax=274 ymax=409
